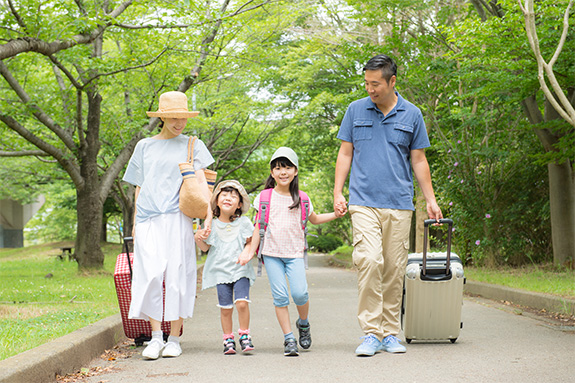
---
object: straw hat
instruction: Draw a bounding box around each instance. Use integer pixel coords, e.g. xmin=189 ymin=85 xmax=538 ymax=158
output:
xmin=211 ymin=180 xmax=251 ymax=214
xmin=146 ymin=91 xmax=199 ymax=118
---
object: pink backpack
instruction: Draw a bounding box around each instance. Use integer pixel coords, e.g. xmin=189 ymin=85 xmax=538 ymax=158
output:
xmin=255 ymin=188 xmax=312 ymax=275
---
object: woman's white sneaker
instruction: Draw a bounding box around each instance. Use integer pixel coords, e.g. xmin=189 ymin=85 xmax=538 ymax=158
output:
xmin=161 ymin=341 xmax=182 ymax=358
xmin=142 ymin=339 xmax=165 ymax=360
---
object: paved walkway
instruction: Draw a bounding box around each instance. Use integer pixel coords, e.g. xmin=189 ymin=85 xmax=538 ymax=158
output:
xmin=76 ymin=254 xmax=574 ymax=383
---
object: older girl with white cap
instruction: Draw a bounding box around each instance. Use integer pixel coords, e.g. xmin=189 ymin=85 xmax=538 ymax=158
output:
xmin=123 ymin=91 xmax=214 ymax=359
xmin=195 ymin=179 xmax=256 ymax=355
xmin=239 ymin=147 xmax=340 ymax=356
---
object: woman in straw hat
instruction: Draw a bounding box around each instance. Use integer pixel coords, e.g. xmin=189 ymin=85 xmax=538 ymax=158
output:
xmin=195 ymin=180 xmax=256 ymax=355
xmin=123 ymin=91 xmax=214 ymax=359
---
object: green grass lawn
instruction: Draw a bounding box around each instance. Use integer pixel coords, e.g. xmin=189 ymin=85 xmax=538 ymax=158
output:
xmin=465 ymin=265 xmax=575 ymax=299
xmin=0 ymin=242 xmax=122 ymax=361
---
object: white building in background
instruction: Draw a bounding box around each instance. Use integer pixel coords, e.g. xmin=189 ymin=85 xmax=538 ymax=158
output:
xmin=0 ymin=196 xmax=45 ymax=248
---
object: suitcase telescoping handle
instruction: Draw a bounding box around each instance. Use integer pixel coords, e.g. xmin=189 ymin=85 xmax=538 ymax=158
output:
xmin=422 ymin=219 xmax=453 ymax=277
xmin=123 ymin=236 xmax=134 ymax=280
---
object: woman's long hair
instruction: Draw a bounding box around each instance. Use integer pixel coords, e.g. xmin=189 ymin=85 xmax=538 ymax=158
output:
xmin=264 ymin=157 xmax=300 ymax=210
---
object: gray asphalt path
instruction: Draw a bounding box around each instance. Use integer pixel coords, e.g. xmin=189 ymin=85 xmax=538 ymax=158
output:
xmin=83 ymin=255 xmax=575 ymax=383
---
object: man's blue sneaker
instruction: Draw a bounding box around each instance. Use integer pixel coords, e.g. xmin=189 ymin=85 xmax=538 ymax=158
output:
xmin=355 ymin=334 xmax=381 ymax=356
xmin=379 ymin=335 xmax=407 ymax=353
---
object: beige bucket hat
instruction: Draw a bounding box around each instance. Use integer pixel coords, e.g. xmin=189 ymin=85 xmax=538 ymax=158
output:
xmin=211 ymin=180 xmax=251 ymax=214
xmin=146 ymin=91 xmax=199 ymax=118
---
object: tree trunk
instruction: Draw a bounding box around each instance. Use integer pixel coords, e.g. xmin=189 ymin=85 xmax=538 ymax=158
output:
xmin=543 ymin=98 xmax=575 ymax=267
xmin=548 ymin=161 xmax=575 ymax=267
xmin=75 ymin=186 xmax=104 ymax=269
xmin=522 ymin=95 xmax=575 ymax=267
xmin=101 ymin=215 xmax=108 ymax=243
xmin=112 ymin=183 xmax=135 ymax=239
xmin=75 ymin=91 xmax=104 ymax=270
xmin=122 ymin=203 xmax=134 ymax=240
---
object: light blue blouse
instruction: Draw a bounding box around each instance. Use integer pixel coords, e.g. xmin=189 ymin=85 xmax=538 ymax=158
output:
xmin=123 ymin=134 xmax=214 ymax=223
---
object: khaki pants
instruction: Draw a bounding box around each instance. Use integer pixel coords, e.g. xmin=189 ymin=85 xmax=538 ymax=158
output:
xmin=349 ymin=205 xmax=412 ymax=340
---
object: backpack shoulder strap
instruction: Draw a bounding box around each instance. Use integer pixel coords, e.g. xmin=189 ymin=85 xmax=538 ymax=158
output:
xmin=299 ymin=190 xmax=310 ymax=228
xmin=257 ymin=188 xmax=273 ymax=228
xmin=255 ymin=188 xmax=273 ymax=276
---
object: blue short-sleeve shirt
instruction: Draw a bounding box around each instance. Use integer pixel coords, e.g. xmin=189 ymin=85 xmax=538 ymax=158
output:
xmin=337 ymin=93 xmax=430 ymax=210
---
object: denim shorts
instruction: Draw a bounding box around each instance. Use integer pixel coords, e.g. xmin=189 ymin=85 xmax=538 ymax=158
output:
xmin=216 ymin=277 xmax=251 ymax=309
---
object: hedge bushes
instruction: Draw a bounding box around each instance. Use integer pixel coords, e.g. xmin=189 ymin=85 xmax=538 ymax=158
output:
xmin=308 ymin=234 xmax=343 ymax=253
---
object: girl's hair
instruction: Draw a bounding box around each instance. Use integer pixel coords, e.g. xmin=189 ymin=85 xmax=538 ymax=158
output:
xmin=265 ymin=157 xmax=300 ymax=210
xmin=212 ymin=186 xmax=243 ymax=221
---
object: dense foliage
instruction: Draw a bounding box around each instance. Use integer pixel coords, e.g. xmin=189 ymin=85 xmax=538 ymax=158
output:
xmin=2 ymin=0 xmax=573 ymax=267
xmin=308 ymin=234 xmax=344 ymax=253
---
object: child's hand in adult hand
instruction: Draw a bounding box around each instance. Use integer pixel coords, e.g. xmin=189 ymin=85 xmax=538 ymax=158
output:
xmin=334 ymin=202 xmax=347 ymax=218
xmin=194 ymin=228 xmax=209 ymax=242
xmin=236 ymin=247 xmax=253 ymax=266
xmin=333 ymin=195 xmax=348 ymax=217
xmin=203 ymin=218 xmax=212 ymax=235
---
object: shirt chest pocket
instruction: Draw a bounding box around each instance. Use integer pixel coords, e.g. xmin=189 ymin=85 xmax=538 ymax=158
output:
xmin=353 ymin=119 xmax=373 ymax=141
xmin=392 ymin=123 xmax=414 ymax=147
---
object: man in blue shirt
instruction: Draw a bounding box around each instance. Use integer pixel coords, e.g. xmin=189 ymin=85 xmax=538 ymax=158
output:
xmin=334 ymin=54 xmax=442 ymax=356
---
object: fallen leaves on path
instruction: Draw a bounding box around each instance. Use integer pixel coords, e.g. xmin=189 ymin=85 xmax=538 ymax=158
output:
xmin=56 ymin=340 xmax=136 ymax=382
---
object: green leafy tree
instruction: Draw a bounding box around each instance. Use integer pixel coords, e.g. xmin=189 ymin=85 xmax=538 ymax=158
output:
xmin=326 ymin=0 xmax=560 ymax=266
xmin=444 ymin=0 xmax=575 ymax=266
xmin=0 ymin=0 xmax=276 ymax=269
xmin=518 ymin=0 xmax=575 ymax=266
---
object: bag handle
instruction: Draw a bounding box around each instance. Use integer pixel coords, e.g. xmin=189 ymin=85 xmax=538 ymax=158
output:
xmin=423 ymin=219 xmax=453 ymax=277
xmin=123 ymin=236 xmax=134 ymax=280
xmin=187 ymin=136 xmax=197 ymax=164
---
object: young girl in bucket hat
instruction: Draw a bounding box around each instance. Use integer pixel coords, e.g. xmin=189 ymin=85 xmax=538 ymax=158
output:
xmin=195 ymin=180 xmax=256 ymax=355
xmin=239 ymin=147 xmax=340 ymax=356
xmin=123 ymin=91 xmax=214 ymax=359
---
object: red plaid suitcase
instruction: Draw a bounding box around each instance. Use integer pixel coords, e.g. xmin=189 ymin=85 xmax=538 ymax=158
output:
xmin=114 ymin=237 xmax=181 ymax=346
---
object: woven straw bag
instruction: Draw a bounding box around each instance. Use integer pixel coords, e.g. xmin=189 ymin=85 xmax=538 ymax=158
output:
xmin=178 ymin=136 xmax=217 ymax=219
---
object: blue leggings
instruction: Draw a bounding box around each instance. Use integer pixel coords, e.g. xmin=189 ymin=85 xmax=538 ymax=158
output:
xmin=263 ymin=256 xmax=309 ymax=307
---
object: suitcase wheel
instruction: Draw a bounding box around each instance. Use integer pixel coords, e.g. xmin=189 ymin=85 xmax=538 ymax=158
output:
xmin=134 ymin=335 xmax=151 ymax=347
xmin=450 ymin=338 xmax=457 ymax=343
xmin=406 ymin=339 xmax=412 ymax=344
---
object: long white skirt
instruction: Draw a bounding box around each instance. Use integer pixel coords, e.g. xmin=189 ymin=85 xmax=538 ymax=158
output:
xmin=128 ymin=211 xmax=197 ymax=322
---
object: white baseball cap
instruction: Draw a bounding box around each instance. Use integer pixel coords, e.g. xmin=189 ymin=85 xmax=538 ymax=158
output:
xmin=269 ymin=147 xmax=299 ymax=168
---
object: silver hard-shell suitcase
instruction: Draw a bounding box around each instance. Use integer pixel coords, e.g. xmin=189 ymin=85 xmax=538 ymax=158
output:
xmin=401 ymin=218 xmax=465 ymax=343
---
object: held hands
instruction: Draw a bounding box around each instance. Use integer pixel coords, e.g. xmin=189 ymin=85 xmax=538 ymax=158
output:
xmin=203 ymin=217 xmax=212 ymax=235
xmin=236 ymin=246 xmax=254 ymax=266
xmin=194 ymin=227 xmax=210 ymax=242
xmin=334 ymin=194 xmax=348 ymax=218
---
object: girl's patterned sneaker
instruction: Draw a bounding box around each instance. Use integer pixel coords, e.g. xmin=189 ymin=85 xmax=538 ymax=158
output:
xmin=239 ymin=334 xmax=254 ymax=352
xmin=296 ymin=319 xmax=311 ymax=349
xmin=223 ymin=338 xmax=236 ymax=355
xmin=284 ymin=338 xmax=299 ymax=356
